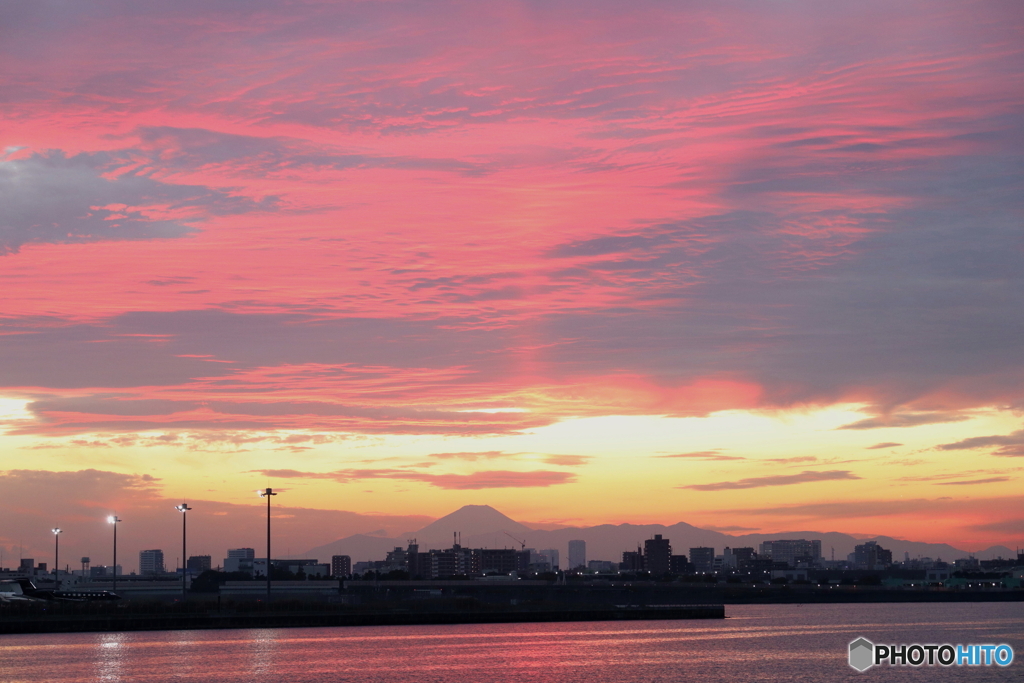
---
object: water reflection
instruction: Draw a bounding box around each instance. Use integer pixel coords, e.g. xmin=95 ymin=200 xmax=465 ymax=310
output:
xmin=0 ymin=603 xmax=1020 ymax=683
xmin=168 ymin=628 xmax=198 ymax=679
xmin=96 ymin=632 xmax=127 ymax=682
xmin=248 ymin=629 xmax=278 ymax=678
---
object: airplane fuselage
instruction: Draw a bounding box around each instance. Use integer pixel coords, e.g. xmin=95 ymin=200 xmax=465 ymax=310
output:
xmin=0 ymin=579 xmax=120 ymax=602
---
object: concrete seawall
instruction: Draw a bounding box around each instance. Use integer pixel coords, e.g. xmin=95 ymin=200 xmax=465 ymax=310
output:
xmin=0 ymin=604 xmax=725 ymax=635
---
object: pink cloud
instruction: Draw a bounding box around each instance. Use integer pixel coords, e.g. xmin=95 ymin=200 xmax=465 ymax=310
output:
xmin=0 ymin=0 xmax=1022 ymax=544
xmin=252 ymin=467 xmax=576 ymax=490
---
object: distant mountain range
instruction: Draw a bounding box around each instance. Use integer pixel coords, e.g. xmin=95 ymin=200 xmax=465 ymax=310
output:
xmin=302 ymin=504 xmax=1017 ymax=565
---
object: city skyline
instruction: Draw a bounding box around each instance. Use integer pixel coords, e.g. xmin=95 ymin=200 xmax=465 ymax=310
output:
xmin=2 ymin=2 xmax=1024 ymax=565
xmin=3 ymin=502 xmax=1016 ymax=577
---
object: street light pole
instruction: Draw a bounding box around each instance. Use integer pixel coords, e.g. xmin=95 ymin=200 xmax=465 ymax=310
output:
xmin=258 ymin=488 xmax=277 ymax=601
xmin=107 ymin=516 xmax=121 ymax=593
xmin=175 ymin=504 xmax=192 ymax=598
xmin=51 ymin=528 xmax=62 ymax=589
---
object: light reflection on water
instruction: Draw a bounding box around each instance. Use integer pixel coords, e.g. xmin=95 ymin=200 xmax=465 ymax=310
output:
xmin=96 ymin=632 xmax=125 ymax=683
xmin=1 ymin=603 xmax=1021 ymax=682
xmin=247 ymin=629 xmax=278 ymax=678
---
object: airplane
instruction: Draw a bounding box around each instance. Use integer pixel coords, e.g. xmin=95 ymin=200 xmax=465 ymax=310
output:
xmin=0 ymin=578 xmax=120 ymax=602
xmin=0 ymin=579 xmax=43 ymax=603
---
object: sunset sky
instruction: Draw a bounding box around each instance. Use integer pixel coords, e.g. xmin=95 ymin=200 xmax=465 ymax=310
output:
xmin=2 ymin=1 xmax=1023 ymax=571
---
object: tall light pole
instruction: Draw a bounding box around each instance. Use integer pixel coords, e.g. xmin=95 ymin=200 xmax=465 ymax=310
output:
xmin=51 ymin=528 xmax=62 ymax=589
xmin=175 ymin=503 xmax=192 ymax=598
xmin=107 ymin=516 xmax=121 ymax=593
xmin=258 ymin=488 xmax=277 ymax=601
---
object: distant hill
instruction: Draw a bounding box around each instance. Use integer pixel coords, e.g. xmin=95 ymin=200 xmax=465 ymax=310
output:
xmin=300 ymin=505 xmax=1018 ymax=566
xmin=305 ymin=533 xmax=410 ymax=564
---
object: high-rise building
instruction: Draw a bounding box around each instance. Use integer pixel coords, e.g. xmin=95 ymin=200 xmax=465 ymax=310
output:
xmin=385 ymin=546 xmax=410 ymax=572
xmin=139 ymin=549 xmax=165 ymax=575
xmin=732 ymin=547 xmax=756 ymax=565
xmin=568 ymin=540 xmax=586 ymax=569
xmin=478 ymin=549 xmax=519 ymax=575
xmin=516 ymin=550 xmax=531 ymax=574
xmin=689 ymin=547 xmax=715 ymax=573
xmin=720 ymin=546 xmax=755 ymax=569
xmin=620 ymin=547 xmax=644 ymax=572
xmin=758 ymin=540 xmax=821 ymax=568
xmin=431 ymin=545 xmax=475 ymax=577
xmin=670 ymin=554 xmax=690 ymax=574
xmin=404 ymin=542 xmax=424 ymax=578
xmin=854 ymin=541 xmax=892 ymax=569
xmin=331 ymin=555 xmax=352 ymax=578
xmin=644 ymin=535 xmax=672 ymax=575
xmin=186 ymin=555 xmax=212 ymax=574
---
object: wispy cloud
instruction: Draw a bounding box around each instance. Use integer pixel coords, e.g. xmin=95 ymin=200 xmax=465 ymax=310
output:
xmin=251 ymin=468 xmax=575 ymax=490
xmin=423 ymin=451 xmax=590 ymax=466
xmin=0 ymin=150 xmax=273 ymax=254
xmin=428 ymin=451 xmax=506 ymax=461
xmin=935 ymin=430 xmax=1024 ymax=457
xmin=679 ymin=470 xmax=860 ymax=491
xmin=655 ymin=450 xmax=745 ymax=461
xmin=838 ymin=413 xmax=970 ymax=430
xmin=541 ymin=454 xmax=591 ymax=466
xmin=735 ymin=496 xmax=1023 ymax=521
xmin=970 ymin=519 xmax=1024 ymax=534
xmin=935 ymin=476 xmax=1012 ymax=486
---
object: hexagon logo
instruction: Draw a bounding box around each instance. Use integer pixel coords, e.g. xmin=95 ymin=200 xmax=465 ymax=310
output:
xmin=849 ymin=637 xmax=875 ymax=672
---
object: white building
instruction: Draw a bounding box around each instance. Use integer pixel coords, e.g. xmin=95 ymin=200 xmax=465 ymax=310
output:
xmin=224 ymin=548 xmax=255 ymax=574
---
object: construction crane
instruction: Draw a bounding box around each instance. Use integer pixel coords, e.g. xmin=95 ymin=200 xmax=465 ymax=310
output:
xmin=502 ymin=530 xmax=526 ymax=551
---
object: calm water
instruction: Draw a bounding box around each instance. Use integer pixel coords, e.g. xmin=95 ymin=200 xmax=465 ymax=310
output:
xmin=1 ymin=603 xmax=1021 ymax=682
